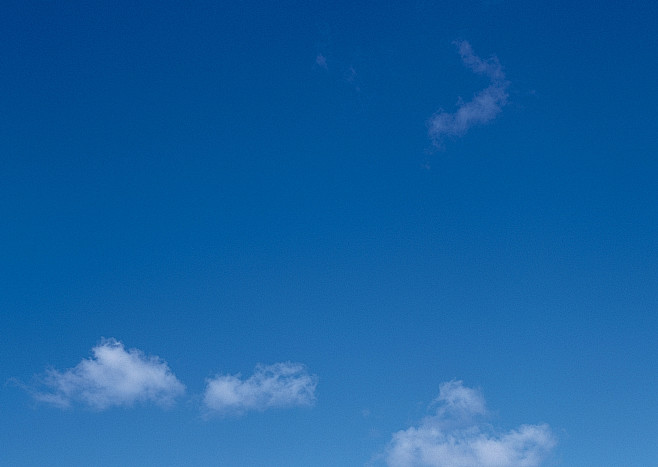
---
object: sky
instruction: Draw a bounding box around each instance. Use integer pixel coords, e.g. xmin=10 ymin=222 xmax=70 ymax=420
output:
xmin=1 ymin=1 xmax=657 ymax=466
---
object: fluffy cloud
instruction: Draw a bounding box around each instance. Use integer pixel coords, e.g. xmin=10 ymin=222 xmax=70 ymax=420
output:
xmin=385 ymin=381 xmax=556 ymax=467
xmin=32 ymin=339 xmax=185 ymax=410
xmin=203 ymin=362 xmax=318 ymax=415
xmin=428 ymin=41 xmax=509 ymax=143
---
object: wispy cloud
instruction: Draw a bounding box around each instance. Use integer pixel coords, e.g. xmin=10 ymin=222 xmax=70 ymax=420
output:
xmin=15 ymin=339 xmax=320 ymax=418
xmin=315 ymin=53 xmax=328 ymax=70
xmin=203 ymin=362 xmax=318 ymax=415
xmin=29 ymin=339 xmax=185 ymax=410
xmin=385 ymin=380 xmax=555 ymax=467
xmin=428 ymin=41 xmax=509 ymax=144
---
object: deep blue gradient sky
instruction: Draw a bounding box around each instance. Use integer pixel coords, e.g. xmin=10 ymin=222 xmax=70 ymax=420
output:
xmin=2 ymin=1 xmax=657 ymax=466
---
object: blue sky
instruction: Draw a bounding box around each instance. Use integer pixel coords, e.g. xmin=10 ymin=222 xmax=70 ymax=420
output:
xmin=1 ymin=1 xmax=657 ymax=465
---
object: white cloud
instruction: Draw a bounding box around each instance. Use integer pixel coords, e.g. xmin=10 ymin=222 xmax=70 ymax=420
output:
xmin=385 ymin=381 xmax=556 ymax=467
xmin=203 ymin=362 xmax=318 ymax=415
xmin=428 ymin=41 xmax=509 ymax=144
xmin=431 ymin=379 xmax=486 ymax=418
xmin=32 ymin=339 xmax=185 ymax=410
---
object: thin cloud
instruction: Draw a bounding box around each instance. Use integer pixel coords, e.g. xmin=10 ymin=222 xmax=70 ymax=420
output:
xmin=343 ymin=65 xmax=361 ymax=92
xmin=428 ymin=41 xmax=509 ymax=144
xmin=315 ymin=53 xmax=328 ymax=70
xmin=30 ymin=339 xmax=185 ymax=410
xmin=203 ymin=362 xmax=318 ymax=415
xmin=431 ymin=379 xmax=486 ymax=419
xmin=385 ymin=380 xmax=556 ymax=467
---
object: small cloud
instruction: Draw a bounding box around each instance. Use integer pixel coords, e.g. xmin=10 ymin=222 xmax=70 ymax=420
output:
xmin=203 ymin=362 xmax=318 ymax=416
xmin=455 ymin=41 xmax=505 ymax=82
xmin=315 ymin=54 xmax=328 ymax=70
xmin=431 ymin=379 xmax=486 ymax=418
xmin=343 ymin=65 xmax=361 ymax=92
xmin=344 ymin=65 xmax=357 ymax=83
xmin=28 ymin=339 xmax=185 ymax=410
xmin=384 ymin=380 xmax=556 ymax=467
xmin=428 ymin=41 xmax=510 ymax=145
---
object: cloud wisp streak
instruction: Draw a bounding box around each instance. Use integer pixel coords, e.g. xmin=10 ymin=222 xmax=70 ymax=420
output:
xmin=385 ymin=380 xmax=556 ymax=467
xmin=30 ymin=339 xmax=185 ymax=410
xmin=428 ymin=41 xmax=509 ymax=144
xmin=203 ymin=362 xmax=318 ymax=415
